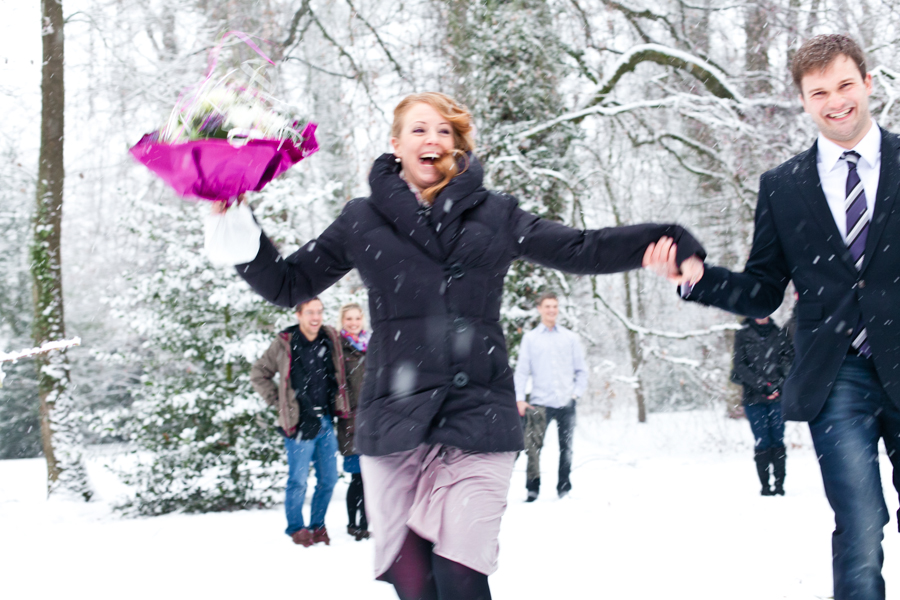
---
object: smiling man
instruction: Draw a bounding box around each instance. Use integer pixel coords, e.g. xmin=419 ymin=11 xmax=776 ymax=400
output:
xmin=514 ymin=292 xmax=587 ymax=502
xmin=665 ymin=35 xmax=900 ymax=600
xmin=250 ymin=298 xmax=349 ymax=548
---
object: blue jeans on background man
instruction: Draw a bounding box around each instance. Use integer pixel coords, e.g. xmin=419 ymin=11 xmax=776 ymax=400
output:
xmin=283 ymin=416 xmax=338 ymax=536
xmin=808 ymin=355 xmax=900 ymax=600
xmin=744 ymin=402 xmax=784 ymax=449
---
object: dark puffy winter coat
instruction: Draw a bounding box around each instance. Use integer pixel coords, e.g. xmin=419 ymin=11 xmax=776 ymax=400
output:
xmin=337 ymin=335 xmax=366 ymax=456
xmin=731 ymin=318 xmax=794 ymax=405
xmin=237 ymin=153 xmax=705 ymax=456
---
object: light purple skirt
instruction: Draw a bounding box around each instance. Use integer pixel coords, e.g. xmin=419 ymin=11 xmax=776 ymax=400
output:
xmin=361 ymin=444 xmax=516 ymax=577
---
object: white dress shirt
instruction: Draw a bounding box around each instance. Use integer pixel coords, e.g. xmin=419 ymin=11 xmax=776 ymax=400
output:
xmin=816 ymin=122 xmax=881 ymax=241
xmin=513 ymin=323 xmax=587 ymax=408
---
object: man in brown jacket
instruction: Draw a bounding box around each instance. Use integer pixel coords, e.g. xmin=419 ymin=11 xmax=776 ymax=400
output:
xmin=251 ymin=298 xmax=350 ymax=547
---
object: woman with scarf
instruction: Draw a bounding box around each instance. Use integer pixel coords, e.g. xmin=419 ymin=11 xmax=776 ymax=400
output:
xmin=338 ymin=302 xmax=370 ymax=540
xmin=206 ymin=92 xmax=705 ymax=600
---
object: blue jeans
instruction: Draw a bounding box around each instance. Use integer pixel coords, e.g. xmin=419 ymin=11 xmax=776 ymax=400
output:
xmin=808 ymin=355 xmax=900 ymax=600
xmin=744 ymin=402 xmax=784 ymax=450
xmin=283 ymin=416 xmax=338 ymax=535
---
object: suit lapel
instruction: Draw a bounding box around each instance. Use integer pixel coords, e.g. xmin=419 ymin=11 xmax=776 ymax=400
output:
xmin=793 ymin=141 xmax=858 ymax=271
xmin=862 ymin=128 xmax=900 ymax=272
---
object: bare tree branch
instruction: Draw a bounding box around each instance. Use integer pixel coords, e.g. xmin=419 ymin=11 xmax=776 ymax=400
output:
xmin=281 ymin=0 xmax=311 ymax=49
xmin=282 ymin=56 xmax=357 ymax=79
xmin=593 ymin=289 xmax=741 ymax=339
xmin=600 ymin=0 xmax=681 ymax=44
xmin=345 ymin=0 xmax=408 ymax=82
xmin=588 ymin=44 xmax=741 ymax=105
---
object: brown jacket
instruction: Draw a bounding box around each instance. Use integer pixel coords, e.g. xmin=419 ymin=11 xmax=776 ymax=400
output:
xmin=337 ymin=335 xmax=366 ymax=456
xmin=250 ymin=324 xmax=350 ymax=439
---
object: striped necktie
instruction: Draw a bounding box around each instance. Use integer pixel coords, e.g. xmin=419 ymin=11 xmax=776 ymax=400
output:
xmin=841 ymin=150 xmax=871 ymax=357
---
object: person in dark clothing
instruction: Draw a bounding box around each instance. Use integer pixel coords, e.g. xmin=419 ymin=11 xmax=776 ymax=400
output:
xmin=731 ymin=316 xmax=793 ymax=495
xmin=338 ymin=302 xmax=369 ymax=541
xmin=250 ymin=298 xmax=351 ymax=547
xmin=208 ymin=92 xmax=705 ymax=600
xmin=650 ymin=35 xmax=900 ymax=600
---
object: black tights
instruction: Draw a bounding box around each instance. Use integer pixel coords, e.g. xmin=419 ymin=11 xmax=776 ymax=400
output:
xmin=382 ymin=531 xmax=491 ymax=600
xmin=347 ymin=473 xmax=367 ymax=529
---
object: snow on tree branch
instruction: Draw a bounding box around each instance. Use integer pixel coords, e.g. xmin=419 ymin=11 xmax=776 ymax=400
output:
xmin=517 ymin=97 xmax=682 ymax=139
xmin=0 ymin=338 xmax=82 ymax=363
xmin=593 ymin=290 xmax=741 ymax=339
xmin=589 ymin=44 xmax=744 ymax=104
xmin=517 ymin=44 xmax=799 ymax=142
xmin=0 ymin=338 xmax=81 ymax=389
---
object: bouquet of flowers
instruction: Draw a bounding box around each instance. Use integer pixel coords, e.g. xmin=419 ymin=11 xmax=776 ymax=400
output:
xmin=130 ymin=32 xmax=318 ymax=207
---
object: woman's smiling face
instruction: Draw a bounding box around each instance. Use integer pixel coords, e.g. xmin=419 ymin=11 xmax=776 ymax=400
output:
xmin=390 ymin=102 xmax=456 ymax=191
xmin=342 ymin=308 xmax=364 ymax=336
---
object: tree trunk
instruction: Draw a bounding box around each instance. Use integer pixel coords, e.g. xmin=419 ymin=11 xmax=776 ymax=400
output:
xmin=33 ymin=0 xmax=91 ymax=500
xmin=607 ymin=180 xmax=647 ymax=422
xmin=622 ymin=270 xmax=647 ymax=423
xmin=744 ymin=1 xmax=773 ymax=95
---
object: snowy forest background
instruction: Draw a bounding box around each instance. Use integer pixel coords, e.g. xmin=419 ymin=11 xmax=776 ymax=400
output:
xmin=3 ymin=0 xmax=900 ymax=507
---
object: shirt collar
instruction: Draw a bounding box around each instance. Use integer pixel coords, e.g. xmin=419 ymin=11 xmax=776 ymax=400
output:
xmin=537 ymin=322 xmax=558 ymax=333
xmin=399 ymin=170 xmax=428 ymax=207
xmin=817 ymin=121 xmax=881 ymax=173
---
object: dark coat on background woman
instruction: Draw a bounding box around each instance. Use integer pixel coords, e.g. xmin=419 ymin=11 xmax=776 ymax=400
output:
xmin=337 ymin=335 xmax=366 ymax=456
xmin=236 ymin=153 xmax=705 ymax=456
xmin=731 ymin=318 xmax=794 ymax=405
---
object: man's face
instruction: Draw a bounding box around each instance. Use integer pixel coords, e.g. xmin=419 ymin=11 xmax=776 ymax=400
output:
xmin=296 ymin=300 xmax=324 ymax=339
xmin=538 ymin=298 xmax=558 ymax=327
xmin=799 ymin=54 xmax=873 ymax=149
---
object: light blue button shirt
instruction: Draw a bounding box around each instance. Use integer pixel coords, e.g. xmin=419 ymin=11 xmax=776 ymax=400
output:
xmin=513 ymin=322 xmax=587 ymax=408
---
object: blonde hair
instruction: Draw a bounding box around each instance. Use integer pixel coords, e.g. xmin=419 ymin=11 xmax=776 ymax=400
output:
xmin=339 ymin=303 xmax=364 ymax=328
xmin=391 ymin=92 xmax=475 ymax=204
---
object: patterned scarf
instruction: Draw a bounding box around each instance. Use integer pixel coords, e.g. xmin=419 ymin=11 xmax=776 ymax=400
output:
xmin=341 ymin=329 xmax=369 ymax=353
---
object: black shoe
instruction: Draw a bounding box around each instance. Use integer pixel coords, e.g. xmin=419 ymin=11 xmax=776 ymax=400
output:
xmin=526 ymin=477 xmax=540 ymax=502
xmin=754 ymin=449 xmax=773 ymax=496
xmin=771 ymin=446 xmax=786 ymax=495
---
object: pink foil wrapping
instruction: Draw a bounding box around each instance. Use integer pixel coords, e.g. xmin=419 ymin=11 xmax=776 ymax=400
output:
xmin=129 ymin=123 xmax=318 ymax=206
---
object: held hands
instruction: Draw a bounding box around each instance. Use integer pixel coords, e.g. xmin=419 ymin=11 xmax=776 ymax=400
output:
xmin=642 ymin=236 xmax=704 ymax=286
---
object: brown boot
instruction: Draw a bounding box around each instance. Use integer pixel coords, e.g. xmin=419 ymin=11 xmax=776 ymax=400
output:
xmin=291 ymin=528 xmax=313 ymax=547
xmin=312 ymin=526 xmax=331 ymax=545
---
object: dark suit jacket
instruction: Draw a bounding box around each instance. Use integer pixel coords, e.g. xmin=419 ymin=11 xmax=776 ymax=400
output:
xmin=685 ymin=127 xmax=900 ymax=421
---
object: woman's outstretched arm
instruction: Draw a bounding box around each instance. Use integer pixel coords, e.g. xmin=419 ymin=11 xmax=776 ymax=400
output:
xmin=206 ymin=199 xmax=356 ymax=309
xmin=512 ymin=205 xmax=705 ymax=280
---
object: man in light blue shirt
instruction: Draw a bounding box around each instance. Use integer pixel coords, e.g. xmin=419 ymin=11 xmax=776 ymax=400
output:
xmin=514 ymin=292 xmax=587 ymax=501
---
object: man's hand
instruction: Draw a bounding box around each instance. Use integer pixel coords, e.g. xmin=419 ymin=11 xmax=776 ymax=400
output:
xmin=517 ymin=400 xmax=533 ymax=417
xmin=642 ymin=236 xmax=705 ymax=286
xmin=766 ymin=390 xmax=781 ymax=400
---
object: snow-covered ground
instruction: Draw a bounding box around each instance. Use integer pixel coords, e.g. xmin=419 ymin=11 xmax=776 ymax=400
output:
xmin=2 ymin=410 xmax=897 ymax=599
